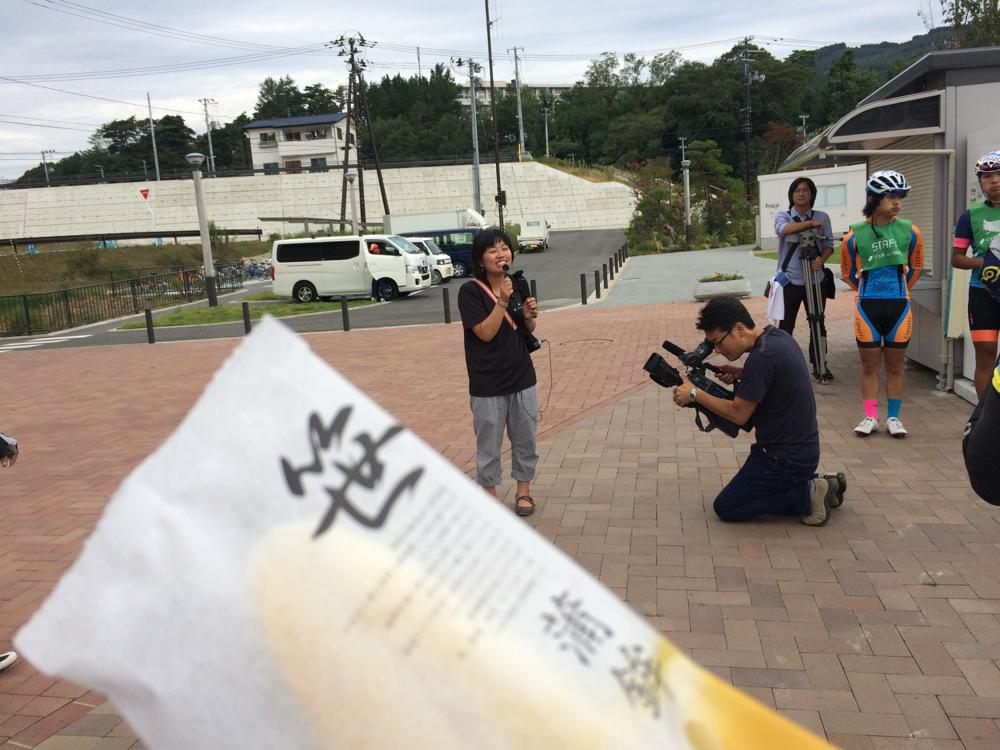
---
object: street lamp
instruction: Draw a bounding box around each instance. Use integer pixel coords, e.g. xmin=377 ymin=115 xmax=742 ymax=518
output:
xmin=186 ymin=152 xmax=218 ymax=306
xmin=346 ymin=172 xmax=360 ymax=235
xmin=681 ymin=158 xmax=692 ymax=245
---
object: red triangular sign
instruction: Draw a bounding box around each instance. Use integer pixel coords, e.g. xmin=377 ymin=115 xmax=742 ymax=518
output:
xmin=140 ymin=189 xmax=150 ymax=200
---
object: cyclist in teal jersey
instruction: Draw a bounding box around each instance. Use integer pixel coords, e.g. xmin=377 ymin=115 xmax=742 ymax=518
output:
xmin=841 ymin=170 xmax=924 ymax=438
xmin=952 ymin=150 xmax=1000 ymax=398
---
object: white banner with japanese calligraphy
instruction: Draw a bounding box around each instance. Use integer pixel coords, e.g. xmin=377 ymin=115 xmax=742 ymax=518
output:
xmin=16 ymin=317 xmax=832 ymax=750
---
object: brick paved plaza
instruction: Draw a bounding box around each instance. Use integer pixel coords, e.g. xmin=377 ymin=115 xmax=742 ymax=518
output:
xmin=2 ymin=293 xmax=998 ymax=749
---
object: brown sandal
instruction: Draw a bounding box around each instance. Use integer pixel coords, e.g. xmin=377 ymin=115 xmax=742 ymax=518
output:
xmin=514 ymin=495 xmax=535 ymax=517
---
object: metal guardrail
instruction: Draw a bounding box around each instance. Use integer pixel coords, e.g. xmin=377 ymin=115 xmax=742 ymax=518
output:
xmin=0 ymin=263 xmax=244 ymax=337
xmin=1 ymin=155 xmax=521 ymax=190
xmin=1 ymin=229 xmax=263 ymax=251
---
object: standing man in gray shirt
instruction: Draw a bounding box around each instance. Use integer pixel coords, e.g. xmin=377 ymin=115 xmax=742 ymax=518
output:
xmin=774 ymin=176 xmax=835 ymax=379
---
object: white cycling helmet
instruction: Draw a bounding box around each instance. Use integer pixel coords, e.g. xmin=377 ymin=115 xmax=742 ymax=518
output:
xmin=866 ymin=169 xmax=910 ymax=196
xmin=975 ymin=151 xmax=1000 ymax=176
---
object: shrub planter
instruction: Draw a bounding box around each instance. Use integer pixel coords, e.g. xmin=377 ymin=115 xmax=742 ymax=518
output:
xmin=692 ymin=276 xmax=752 ymax=301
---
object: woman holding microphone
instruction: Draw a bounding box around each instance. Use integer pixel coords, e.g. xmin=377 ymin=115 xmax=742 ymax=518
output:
xmin=458 ymin=229 xmax=540 ymax=517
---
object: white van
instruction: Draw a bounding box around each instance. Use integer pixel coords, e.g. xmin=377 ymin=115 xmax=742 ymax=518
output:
xmin=407 ymin=237 xmax=454 ymax=284
xmin=271 ymin=234 xmax=430 ymax=303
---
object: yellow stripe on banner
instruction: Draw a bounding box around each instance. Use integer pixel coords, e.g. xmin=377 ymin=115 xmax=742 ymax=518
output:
xmin=992 ymin=364 xmax=1000 ymax=395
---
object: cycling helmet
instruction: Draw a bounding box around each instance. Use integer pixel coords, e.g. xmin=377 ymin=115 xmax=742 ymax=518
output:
xmin=866 ymin=169 xmax=910 ymax=196
xmin=975 ymin=151 xmax=1000 ymax=176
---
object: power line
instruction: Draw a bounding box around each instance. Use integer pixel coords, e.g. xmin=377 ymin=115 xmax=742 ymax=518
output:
xmin=19 ymin=0 xmax=284 ymax=52
xmin=0 ymin=119 xmax=93 ymax=132
xmin=0 ymin=113 xmax=100 ymax=127
xmin=0 ymin=75 xmax=232 ymax=118
xmin=4 ymin=42 xmax=332 ymax=83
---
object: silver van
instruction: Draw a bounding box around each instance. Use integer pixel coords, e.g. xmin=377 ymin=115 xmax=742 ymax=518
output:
xmin=271 ymin=234 xmax=430 ymax=302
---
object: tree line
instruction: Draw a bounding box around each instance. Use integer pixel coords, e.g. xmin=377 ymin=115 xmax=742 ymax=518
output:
xmin=14 ymin=13 xmax=995 ymax=192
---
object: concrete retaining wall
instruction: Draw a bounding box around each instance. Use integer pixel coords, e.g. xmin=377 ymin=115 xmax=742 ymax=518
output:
xmin=0 ymin=162 xmax=635 ymax=240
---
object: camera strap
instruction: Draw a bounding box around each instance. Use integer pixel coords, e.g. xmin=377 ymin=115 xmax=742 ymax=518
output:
xmin=472 ymin=278 xmax=518 ymax=331
xmin=782 ymin=211 xmax=813 ymax=271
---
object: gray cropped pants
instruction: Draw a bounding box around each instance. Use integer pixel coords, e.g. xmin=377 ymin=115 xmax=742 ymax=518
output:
xmin=470 ymin=386 xmax=539 ymax=487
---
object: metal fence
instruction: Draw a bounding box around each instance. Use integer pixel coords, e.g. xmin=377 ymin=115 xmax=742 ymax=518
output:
xmin=0 ymin=263 xmax=243 ymax=337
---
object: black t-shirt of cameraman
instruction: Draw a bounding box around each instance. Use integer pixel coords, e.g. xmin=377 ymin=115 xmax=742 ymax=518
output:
xmin=671 ymin=298 xmax=843 ymax=526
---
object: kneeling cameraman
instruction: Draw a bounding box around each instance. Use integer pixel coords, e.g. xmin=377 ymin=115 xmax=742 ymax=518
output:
xmin=671 ymin=298 xmax=845 ymax=526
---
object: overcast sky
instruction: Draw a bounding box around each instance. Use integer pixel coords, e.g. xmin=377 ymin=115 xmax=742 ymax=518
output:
xmin=1 ymin=0 xmax=933 ymax=180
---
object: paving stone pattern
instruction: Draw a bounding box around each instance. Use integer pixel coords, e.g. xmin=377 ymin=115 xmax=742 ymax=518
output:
xmin=1 ymin=292 xmax=997 ymax=749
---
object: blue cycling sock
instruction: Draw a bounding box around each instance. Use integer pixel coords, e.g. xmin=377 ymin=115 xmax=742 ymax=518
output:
xmin=887 ymin=398 xmax=902 ymax=419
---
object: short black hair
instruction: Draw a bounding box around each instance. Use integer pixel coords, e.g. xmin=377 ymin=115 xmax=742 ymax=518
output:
xmin=788 ymin=177 xmax=817 ymax=209
xmin=472 ymin=227 xmax=512 ymax=279
xmin=861 ymin=192 xmax=882 ymax=218
xmin=696 ymin=297 xmax=755 ymax=334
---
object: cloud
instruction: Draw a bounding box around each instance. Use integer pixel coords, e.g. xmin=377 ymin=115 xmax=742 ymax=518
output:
xmin=0 ymin=0 xmax=929 ymax=180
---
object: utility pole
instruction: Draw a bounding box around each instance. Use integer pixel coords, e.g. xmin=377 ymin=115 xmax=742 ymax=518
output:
xmin=331 ymin=34 xmax=390 ymax=224
xmin=142 ymin=159 xmax=149 ymax=181
xmin=417 ymin=46 xmax=422 ymax=77
xmin=40 ymin=149 xmax=54 ymax=185
xmin=453 ymin=56 xmax=483 ymax=213
xmin=680 ymin=137 xmax=691 ymax=245
xmin=147 ymin=93 xmax=161 ymax=181
xmin=199 ymin=97 xmax=217 ymax=177
xmin=739 ymin=38 xmax=763 ymax=199
xmin=485 ymin=0 xmax=504 ymax=228
xmin=798 ymin=113 xmax=810 ymax=143
xmin=337 ymin=70 xmax=355 ymax=231
xmin=542 ymin=106 xmax=551 ymax=157
xmin=508 ymin=46 xmax=526 ymax=159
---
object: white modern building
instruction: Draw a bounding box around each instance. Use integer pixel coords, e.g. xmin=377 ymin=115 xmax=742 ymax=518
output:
xmin=243 ymin=114 xmax=356 ymax=175
xmin=780 ymin=47 xmax=1000 ymax=400
xmin=757 ymin=164 xmax=867 ymax=251
xmin=458 ymin=82 xmax=575 ymax=108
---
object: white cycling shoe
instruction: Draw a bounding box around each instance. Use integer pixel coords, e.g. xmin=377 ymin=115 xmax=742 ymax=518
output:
xmin=885 ymin=417 xmax=908 ymax=438
xmin=854 ymin=417 xmax=879 ymax=436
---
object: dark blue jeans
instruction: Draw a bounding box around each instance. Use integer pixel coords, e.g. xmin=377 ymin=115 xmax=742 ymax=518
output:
xmin=713 ymin=444 xmax=819 ymax=522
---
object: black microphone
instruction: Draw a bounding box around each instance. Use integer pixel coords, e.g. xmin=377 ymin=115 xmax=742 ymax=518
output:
xmin=501 ymin=262 xmax=510 ymax=273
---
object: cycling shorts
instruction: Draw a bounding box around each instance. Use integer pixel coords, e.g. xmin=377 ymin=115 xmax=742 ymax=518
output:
xmin=855 ymin=298 xmax=911 ymax=349
xmin=968 ymin=286 xmax=1000 ymax=343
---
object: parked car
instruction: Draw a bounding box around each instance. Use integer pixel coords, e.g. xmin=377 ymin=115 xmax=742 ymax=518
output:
xmin=407 ymin=237 xmax=454 ymax=284
xmin=399 ymin=227 xmax=480 ymax=277
xmin=271 ymin=234 xmax=430 ymax=303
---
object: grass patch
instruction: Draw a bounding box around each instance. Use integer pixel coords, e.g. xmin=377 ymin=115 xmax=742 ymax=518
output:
xmin=120 ymin=298 xmax=372 ymax=328
xmin=0 ymin=240 xmax=271 ymax=296
xmin=242 ymin=291 xmax=284 ymax=301
xmin=699 ymin=272 xmax=745 ymax=282
xmin=535 ymin=156 xmax=623 ymax=184
xmin=756 ymin=247 xmax=842 ymax=265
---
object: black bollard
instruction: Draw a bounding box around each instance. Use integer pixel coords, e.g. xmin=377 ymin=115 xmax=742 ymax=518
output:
xmin=340 ymin=296 xmax=350 ymax=331
xmin=603 ymin=263 xmax=608 ymax=289
xmin=442 ymin=287 xmax=452 ymax=324
xmin=595 ymin=269 xmax=601 ymax=299
xmin=242 ymin=301 xmax=252 ymax=334
xmin=144 ymin=308 xmax=155 ymax=344
xmin=609 ymin=257 xmax=615 ymax=280
xmin=580 ymin=273 xmax=587 ymax=305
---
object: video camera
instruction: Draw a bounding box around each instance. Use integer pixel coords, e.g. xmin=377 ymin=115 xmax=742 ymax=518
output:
xmin=795 ymin=229 xmax=823 ymax=262
xmin=643 ymin=339 xmax=750 ymax=438
xmin=504 ymin=266 xmax=542 ymax=354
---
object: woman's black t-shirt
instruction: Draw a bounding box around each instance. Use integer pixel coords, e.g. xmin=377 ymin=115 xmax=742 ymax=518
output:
xmin=458 ymin=280 xmax=537 ymax=397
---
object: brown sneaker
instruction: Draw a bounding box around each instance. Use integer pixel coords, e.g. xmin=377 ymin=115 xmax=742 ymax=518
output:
xmin=801 ymin=477 xmax=833 ymax=527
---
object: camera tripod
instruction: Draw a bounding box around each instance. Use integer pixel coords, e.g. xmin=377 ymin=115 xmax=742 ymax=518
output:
xmin=797 ymin=230 xmax=833 ymax=384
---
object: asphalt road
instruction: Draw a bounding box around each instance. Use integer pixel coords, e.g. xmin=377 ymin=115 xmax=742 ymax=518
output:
xmin=1 ymin=229 xmax=626 ymax=352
